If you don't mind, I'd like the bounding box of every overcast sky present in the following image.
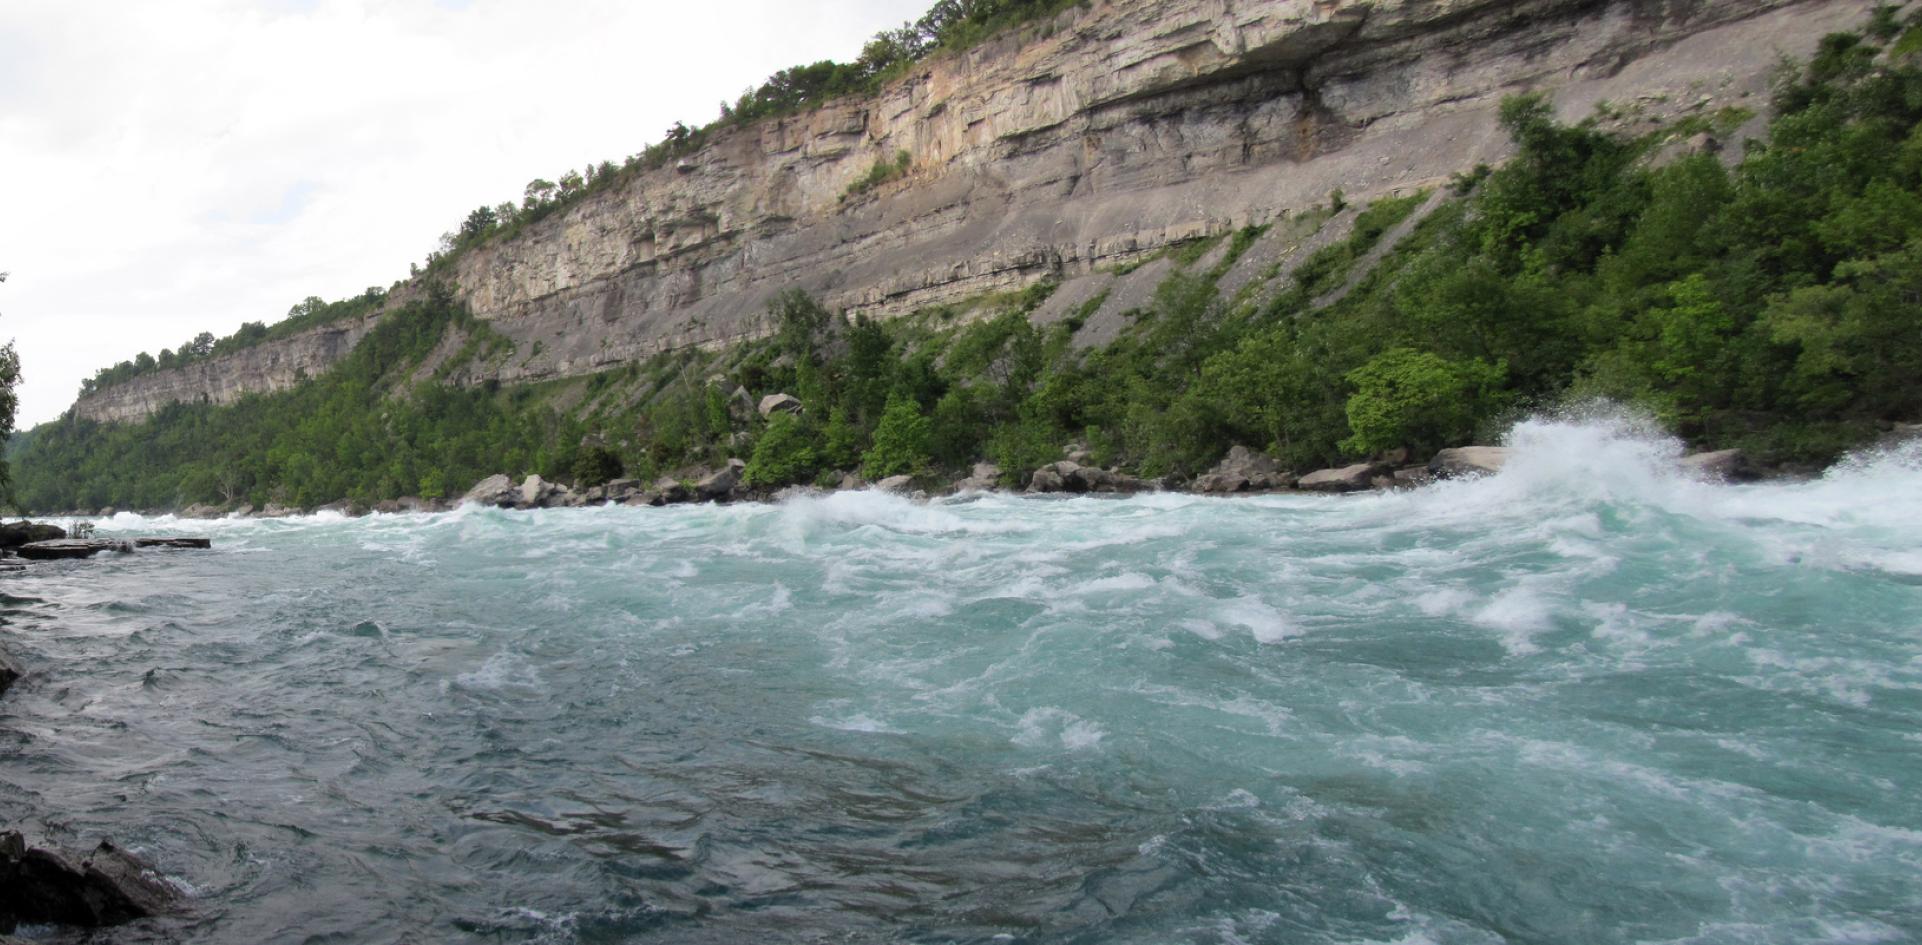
[0,0,927,427]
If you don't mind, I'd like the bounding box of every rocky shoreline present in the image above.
[0,525,205,936]
[33,441,1770,521]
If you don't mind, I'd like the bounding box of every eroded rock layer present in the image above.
[72,0,1870,423]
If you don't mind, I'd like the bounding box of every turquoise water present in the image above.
[1,418,1918,943]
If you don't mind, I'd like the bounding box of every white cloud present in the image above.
[0,0,927,426]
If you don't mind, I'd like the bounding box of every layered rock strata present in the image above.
[72,0,1873,423]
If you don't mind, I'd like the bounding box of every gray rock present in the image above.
[758,393,804,419]
[695,460,746,501]
[1680,448,1756,482]
[874,474,916,494]
[952,462,1002,492]
[1192,445,1289,493]
[728,385,757,422]
[462,474,517,507]
[132,538,212,549]
[0,832,175,929]
[652,476,694,504]
[16,539,133,561]
[1428,446,1511,479]
[1391,465,1434,488]
[518,475,554,507]
[1027,466,1067,494]
[836,472,866,491]
[1297,463,1383,493]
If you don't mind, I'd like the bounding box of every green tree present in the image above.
[1341,348,1505,457]
[861,392,932,478]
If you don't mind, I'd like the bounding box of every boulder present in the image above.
[694,460,746,502]
[177,504,222,520]
[727,385,757,423]
[1391,466,1435,488]
[1027,461,1147,494]
[757,393,804,419]
[1428,446,1511,479]
[1192,446,1290,493]
[1680,448,1756,482]
[952,462,1002,492]
[1297,463,1384,493]
[0,832,175,930]
[602,479,645,504]
[652,476,694,505]
[1027,466,1067,494]
[0,649,20,699]
[836,472,866,491]
[874,474,916,494]
[462,474,517,507]
[518,475,555,507]
[0,522,66,550]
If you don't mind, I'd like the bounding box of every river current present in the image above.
[1,418,1918,944]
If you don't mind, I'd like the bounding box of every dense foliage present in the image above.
[15,15,1922,511]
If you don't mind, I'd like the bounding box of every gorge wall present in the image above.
[71,0,1874,424]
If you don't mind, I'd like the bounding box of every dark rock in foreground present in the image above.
[0,650,20,699]
[0,832,175,932]
[15,539,132,560]
[0,521,66,550]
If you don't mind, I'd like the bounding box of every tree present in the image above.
[862,392,932,478]
[1341,348,1505,457]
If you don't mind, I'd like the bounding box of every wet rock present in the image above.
[1391,466,1435,488]
[602,479,646,504]
[1297,463,1384,493]
[1025,461,1148,495]
[694,460,746,502]
[836,472,866,491]
[1026,465,1067,493]
[0,832,175,931]
[1680,448,1756,482]
[132,538,212,550]
[0,521,67,549]
[0,650,21,699]
[758,393,804,419]
[1429,446,1511,479]
[177,504,223,520]
[229,504,257,518]
[1192,446,1290,493]
[16,540,133,561]
[257,503,298,518]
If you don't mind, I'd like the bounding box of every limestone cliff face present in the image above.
[72,318,377,424]
[72,0,1872,422]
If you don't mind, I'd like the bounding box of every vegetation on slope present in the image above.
[14,14,1922,511]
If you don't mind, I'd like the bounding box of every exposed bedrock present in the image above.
[71,0,1873,423]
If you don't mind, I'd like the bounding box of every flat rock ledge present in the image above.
[0,832,175,932]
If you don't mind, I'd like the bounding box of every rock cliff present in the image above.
[71,0,1873,423]
[74,317,377,424]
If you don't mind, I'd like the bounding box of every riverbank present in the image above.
[28,435,1798,522]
